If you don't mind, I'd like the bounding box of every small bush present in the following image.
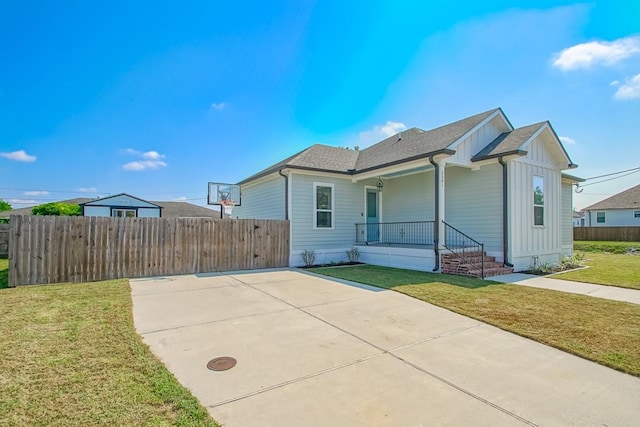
[574,241,638,254]
[346,247,360,263]
[301,249,316,267]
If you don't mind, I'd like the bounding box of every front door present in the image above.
[366,189,379,242]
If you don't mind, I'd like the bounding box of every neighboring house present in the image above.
[234,107,581,274]
[573,210,585,227]
[0,196,220,219]
[81,193,163,217]
[582,183,640,227]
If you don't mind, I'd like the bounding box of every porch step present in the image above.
[441,252,513,278]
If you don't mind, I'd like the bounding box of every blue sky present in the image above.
[1,0,639,210]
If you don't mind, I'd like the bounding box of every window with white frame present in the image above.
[313,183,334,228]
[112,209,136,218]
[634,210,640,218]
[533,176,544,226]
[596,211,605,223]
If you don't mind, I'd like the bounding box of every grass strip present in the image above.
[554,252,640,290]
[574,240,639,254]
[312,265,640,377]
[0,279,219,426]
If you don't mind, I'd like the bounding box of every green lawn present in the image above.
[0,279,219,426]
[312,265,640,377]
[554,252,640,290]
[574,240,639,254]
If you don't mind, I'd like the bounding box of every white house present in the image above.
[582,183,640,226]
[81,193,163,218]
[233,108,580,276]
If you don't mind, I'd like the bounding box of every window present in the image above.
[634,210,640,218]
[112,209,136,218]
[596,212,605,223]
[313,183,334,229]
[533,176,544,226]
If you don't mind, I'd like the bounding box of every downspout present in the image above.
[278,169,289,220]
[498,156,514,267]
[428,156,440,272]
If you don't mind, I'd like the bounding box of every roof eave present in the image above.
[354,148,456,175]
[470,150,527,162]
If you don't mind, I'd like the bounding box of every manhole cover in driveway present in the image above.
[207,357,237,371]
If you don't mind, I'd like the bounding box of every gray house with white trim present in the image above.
[233,108,580,275]
[582,183,640,226]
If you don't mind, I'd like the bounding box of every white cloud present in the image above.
[358,121,408,148]
[614,73,640,99]
[610,80,620,86]
[24,190,49,196]
[0,149,37,162]
[122,149,168,171]
[142,150,165,160]
[559,136,576,145]
[553,36,640,71]
[77,187,98,193]
[172,196,188,201]
[211,102,226,110]
[123,160,167,171]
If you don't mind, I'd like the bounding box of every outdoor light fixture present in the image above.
[376,178,384,191]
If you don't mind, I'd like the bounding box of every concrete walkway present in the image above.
[131,270,640,427]
[493,273,640,304]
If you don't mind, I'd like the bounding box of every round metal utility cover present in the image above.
[207,357,237,371]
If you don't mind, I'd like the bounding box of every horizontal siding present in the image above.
[587,209,640,226]
[382,172,434,222]
[234,174,285,220]
[561,183,573,247]
[444,164,503,255]
[290,173,362,251]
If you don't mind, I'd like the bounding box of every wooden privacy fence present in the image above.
[574,226,640,242]
[0,223,8,258]
[8,215,290,286]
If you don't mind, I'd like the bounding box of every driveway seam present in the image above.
[225,273,539,426]
[138,307,297,336]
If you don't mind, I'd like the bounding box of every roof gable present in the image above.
[80,193,162,209]
[583,183,640,211]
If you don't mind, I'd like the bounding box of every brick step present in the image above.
[467,267,514,278]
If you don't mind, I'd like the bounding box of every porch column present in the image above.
[436,159,446,257]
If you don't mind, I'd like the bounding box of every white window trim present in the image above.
[313,182,335,230]
[533,175,544,227]
[112,208,136,218]
[596,211,606,223]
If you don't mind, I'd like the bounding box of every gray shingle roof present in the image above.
[238,108,501,184]
[355,109,499,171]
[472,122,545,160]
[583,183,640,211]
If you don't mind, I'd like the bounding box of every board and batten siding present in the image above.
[290,173,362,264]
[234,174,286,220]
[447,116,507,166]
[382,171,435,223]
[561,182,573,253]
[508,135,565,271]
[444,164,503,258]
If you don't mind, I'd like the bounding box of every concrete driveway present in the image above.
[131,269,640,426]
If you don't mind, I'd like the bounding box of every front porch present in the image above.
[354,220,512,278]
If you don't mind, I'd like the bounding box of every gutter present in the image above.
[498,156,513,267]
[428,155,440,272]
[278,169,289,220]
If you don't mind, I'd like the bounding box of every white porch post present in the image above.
[437,159,446,257]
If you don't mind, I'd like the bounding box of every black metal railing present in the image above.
[355,221,435,246]
[443,221,485,279]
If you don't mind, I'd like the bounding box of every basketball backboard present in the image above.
[208,182,241,206]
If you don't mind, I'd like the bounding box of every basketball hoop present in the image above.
[220,199,236,217]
